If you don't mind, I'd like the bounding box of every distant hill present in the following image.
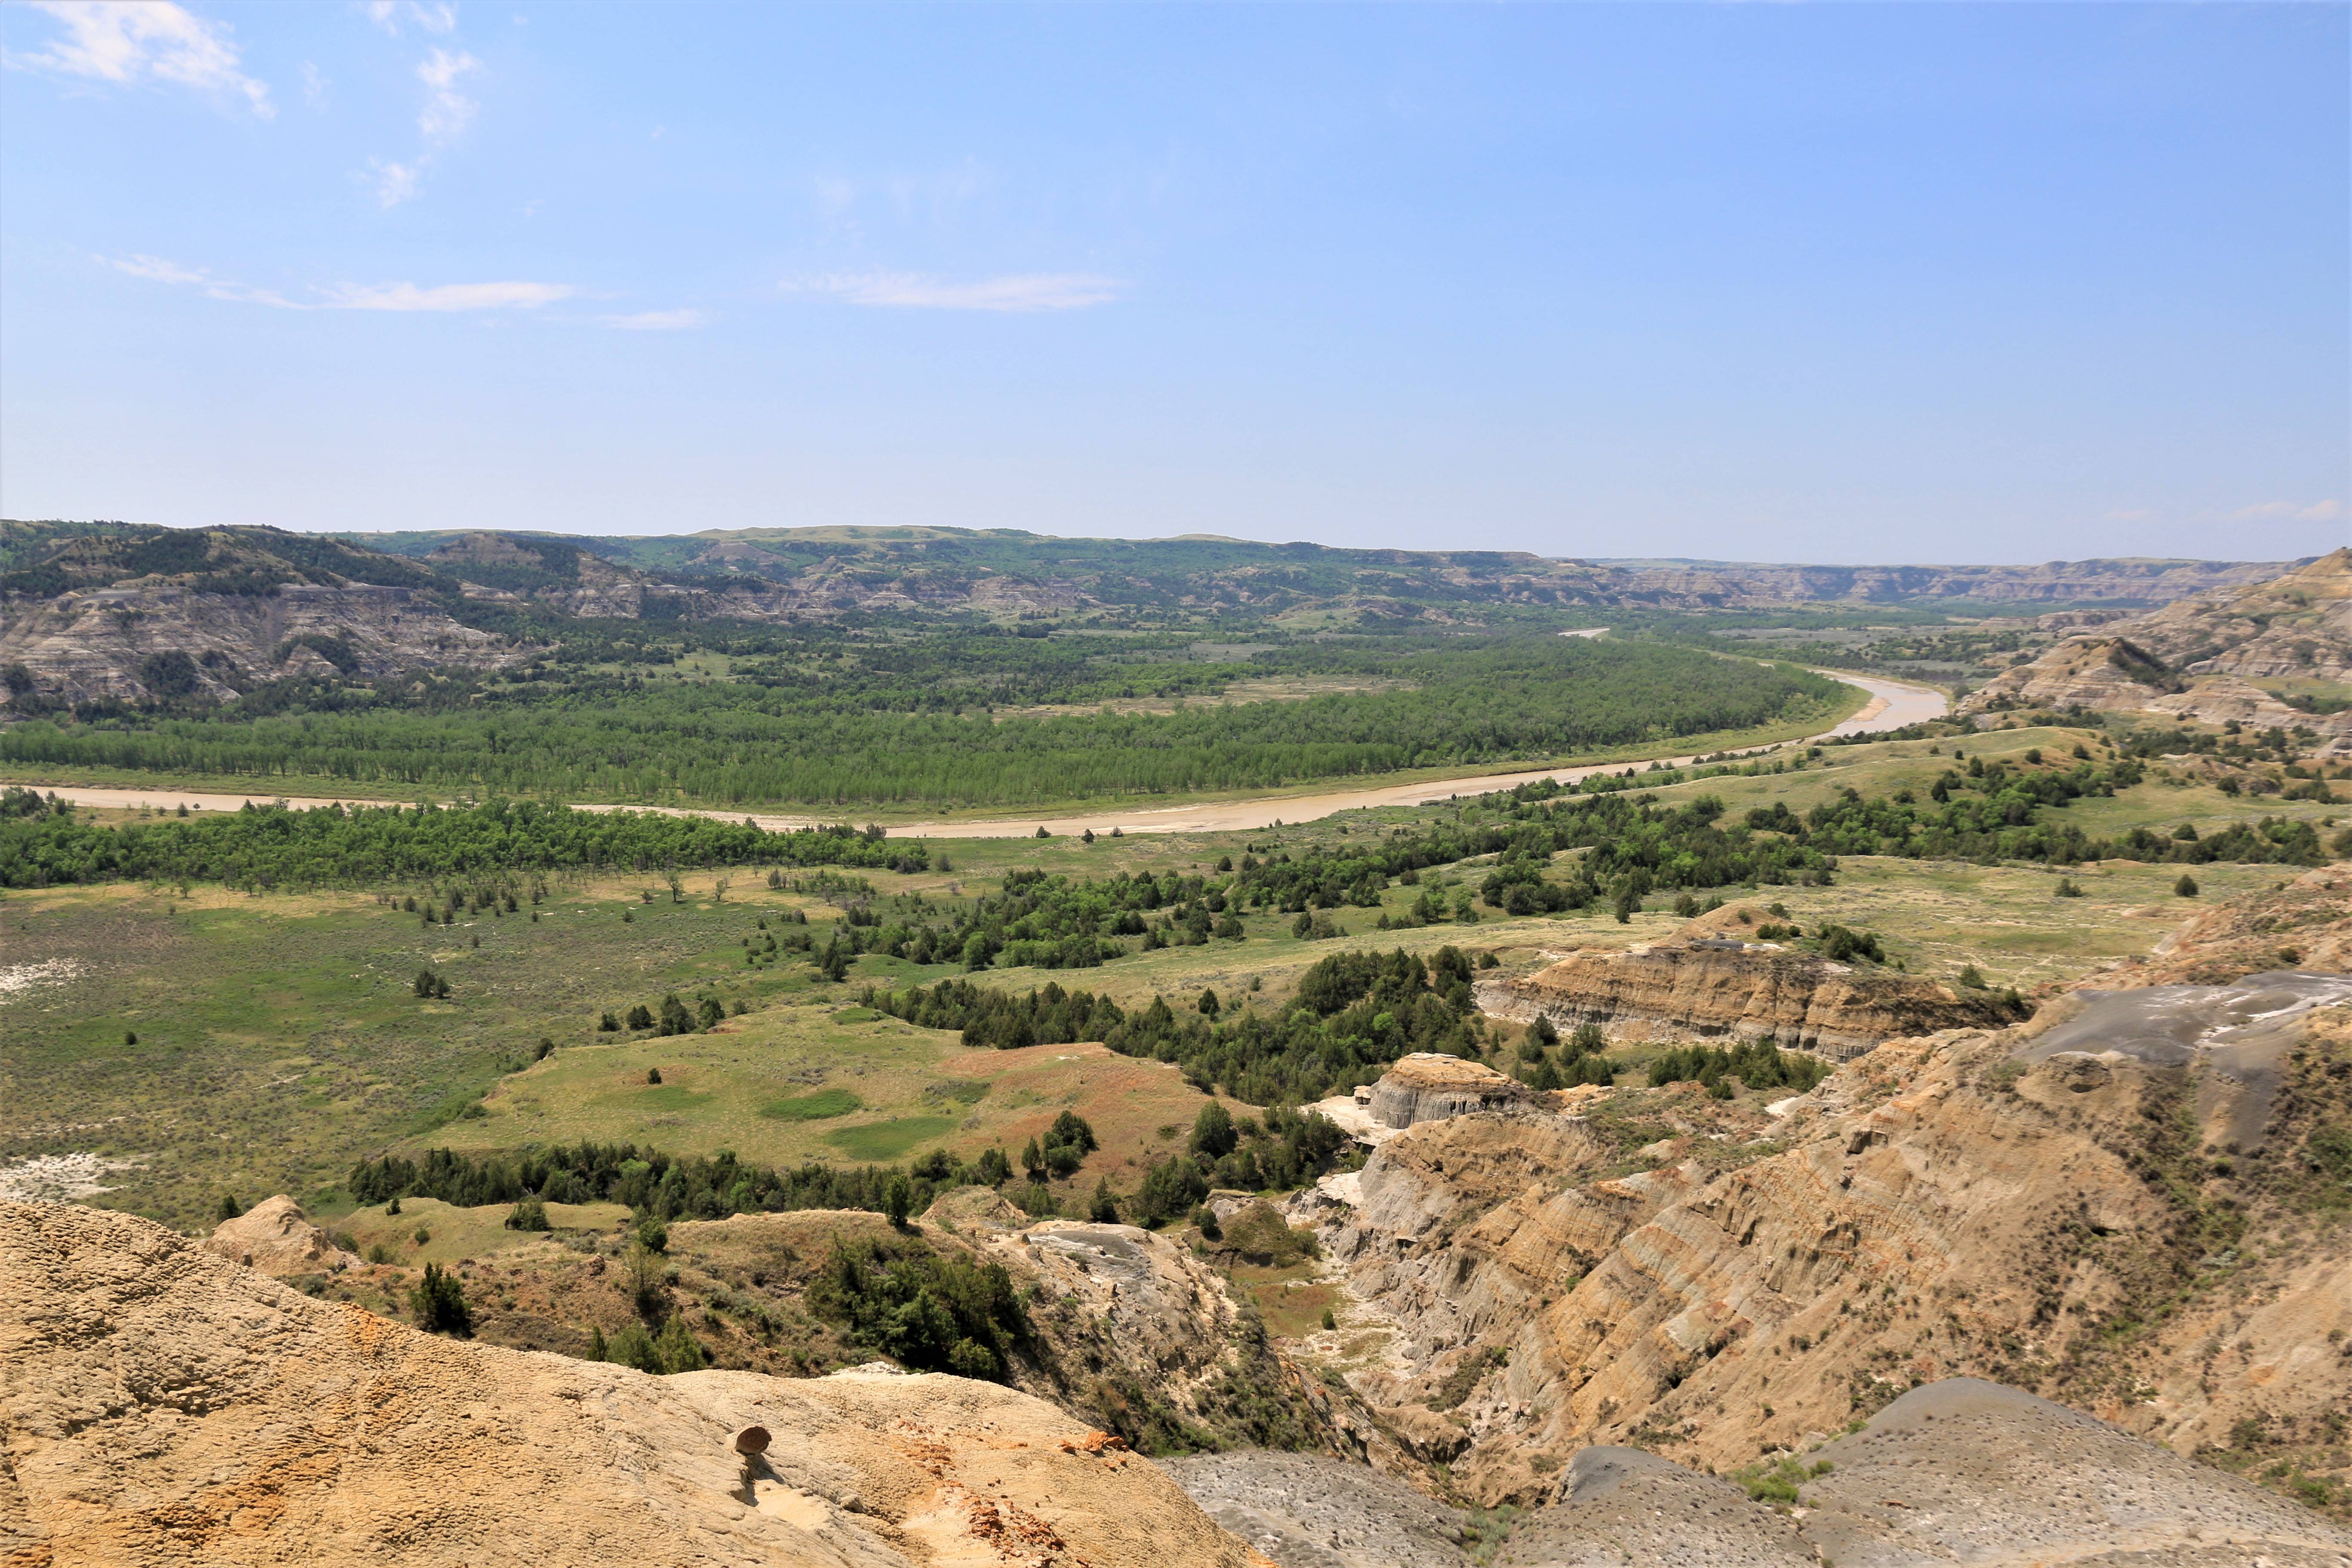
[1959,547,2352,747]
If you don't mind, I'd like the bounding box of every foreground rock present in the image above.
[0,1201,1265,1567]
[1485,905,2015,1060]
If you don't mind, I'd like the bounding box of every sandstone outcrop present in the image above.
[1961,548,2352,745]
[1366,1054,1533,1129]
[1484,907,2013,1060]
[0,1200,1267,1567]
[201,1194,361,1274]
[1306,879,2352,1521]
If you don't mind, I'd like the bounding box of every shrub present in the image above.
[408,1263,472,1335]
[607,1322,664,1372]
[1190,1102,1237,1159]
[2176,874,2200,897]
[654,1315,707,1373]
[807,1232,1027,1381]
[506,1196,550,1232]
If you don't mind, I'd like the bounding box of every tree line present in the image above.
[0,639,1843,808]
[0,790,921,890]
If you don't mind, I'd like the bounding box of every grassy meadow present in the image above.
[4,717,2340,1232]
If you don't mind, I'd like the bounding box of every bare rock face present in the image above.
[1794,1378,2352,1567]
[1157,1451,1471,1568]
[1366,1054,1534,1129]
[1960,548,2352,744]
[1483,1381,2352,1567]
[1498,1446,1816,1567]
[1308,882,2352,1512]
[1487,908,2010,1060]
[0,1201,1265,1568]
[201,1194,361,1274]
[0,583,514,704]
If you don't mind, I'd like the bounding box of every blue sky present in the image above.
[2,2,2344,564]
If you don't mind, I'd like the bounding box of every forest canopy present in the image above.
[0,638,1844,809]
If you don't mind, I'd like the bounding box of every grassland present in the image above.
[4,725,2339,1232]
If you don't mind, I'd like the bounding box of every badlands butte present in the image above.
[3,535,2352,1565]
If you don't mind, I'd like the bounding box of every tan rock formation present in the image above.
[1309,879,2352,1517]
[0,1200,1266,1568]
[1365,1053,1532,1129]
[1487,907,2012,1060]
[201,1194,361,1274]
[1960,549,2352,744]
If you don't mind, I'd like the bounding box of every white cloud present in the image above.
[415,46,478,142]
[602,309,707,331]
[363,1,456,36]
[320,279,574,312]
[98,252,297,306]
[300,59,328,110]
[2230,499,2344,524]
[101,254,572,313]
[368,156,420,207]
[10,1,273,118]
[781,272,1122,313]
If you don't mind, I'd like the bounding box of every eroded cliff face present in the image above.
[1484,908,2012,1060]
[1365,1054,1534,1130]
[0,1200,1268,1568]
[0,582,516,704]
[1310,877,2352,1513]
[1960,548,2352,744]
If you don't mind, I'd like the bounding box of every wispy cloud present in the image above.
[300,59,328,110]
[2231,499,2344,524]
[363,1,456,36]
[367,156,420,208]
[415,46,478,142]
[101,254,572,313]
[782,272,1122,313]
[101,253,297,306]
[8,1,272,118]
[602,309,707,331]
[321,279,572,312]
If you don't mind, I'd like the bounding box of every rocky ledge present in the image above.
[1366,1054,1534,1130]
[1483,906,2012,1060]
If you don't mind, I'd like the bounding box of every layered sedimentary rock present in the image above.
[0,1200,1265,1568]
[1961,548,2352,744]
[1310,875,2352,1515]
[1366,1054,1534,1129]
[0,582,514,704]
[1485,909,2011,1060]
